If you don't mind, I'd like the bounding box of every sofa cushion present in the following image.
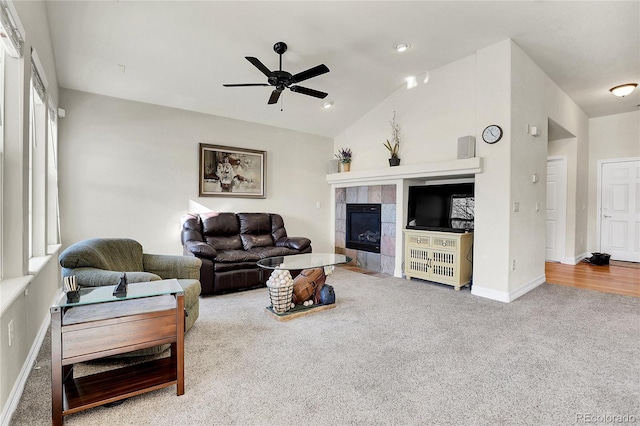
[214,261,260,272]
[271,214,288,241]
[275,237,312,252]
[66,269,161,288]
[247,246,300,259]
[206,235,243,251]
[240,234,274,250]
[202,212,240,236]
[59,238,144,272]
[215,249,261,263]
[181,214,204,244]
[238,213,271,234]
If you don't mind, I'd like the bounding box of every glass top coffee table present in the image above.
[257,253,352,321]
[257,253,351,270]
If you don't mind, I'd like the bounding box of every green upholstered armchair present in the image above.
[59,238,201,332]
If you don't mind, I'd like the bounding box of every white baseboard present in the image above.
[472,274,546,303]
[471,285,510,302]
[0,290,61,426]
[509,274,545,301]
[562,252,589,265]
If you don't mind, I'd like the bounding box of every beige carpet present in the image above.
[10,268,640,425]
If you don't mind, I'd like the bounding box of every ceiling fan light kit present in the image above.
[609,83,637,97]
[223,41,330,105]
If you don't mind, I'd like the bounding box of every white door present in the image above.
[546,158,567,262]
[600,160,640,262]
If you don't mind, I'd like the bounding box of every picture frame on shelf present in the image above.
[199,143,267,198]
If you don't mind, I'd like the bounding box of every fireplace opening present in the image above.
[346,204,381,253]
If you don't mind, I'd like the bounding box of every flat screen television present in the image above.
[407,182,474,233]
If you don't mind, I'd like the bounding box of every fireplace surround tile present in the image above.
[335,184,396,276]
[357,186,369,203]
[382,185,396,203]
[335,202,345,221]
[346,187,358,203]
[356,252,381,272]
[381,255,395,275]
[381,235,396,256]
[344,248,358,265]
[381,204,396,223]
[367,185,382,203]
[382,222,396,237]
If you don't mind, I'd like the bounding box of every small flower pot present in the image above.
[341,162,351,172]
[389,157,401,167]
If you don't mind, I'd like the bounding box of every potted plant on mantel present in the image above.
[335,147,352,172]
[384,111,401,166]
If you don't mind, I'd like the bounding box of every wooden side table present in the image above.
[50,279,185,425]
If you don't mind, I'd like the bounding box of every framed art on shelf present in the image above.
[199,143,267,198]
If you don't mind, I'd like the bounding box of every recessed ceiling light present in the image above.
[323,100,334,109]
[395,43,411,53]
[405,76,417,89]
[610,83,637,97]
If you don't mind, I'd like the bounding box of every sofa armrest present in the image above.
[65,267,161,287]
[184,241,217,259]
[275,237,311,251]
[143,254,202,280]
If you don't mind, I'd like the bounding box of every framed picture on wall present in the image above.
[199,143,267,198]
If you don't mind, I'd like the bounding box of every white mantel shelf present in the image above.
[326,157,482,185]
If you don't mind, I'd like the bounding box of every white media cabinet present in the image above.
[403,229,473,290]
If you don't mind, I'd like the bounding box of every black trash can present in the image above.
[586,252,611,266]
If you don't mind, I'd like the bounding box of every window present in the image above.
[28,59,46,259]
[47,103,60,247]
[0,43,4,278]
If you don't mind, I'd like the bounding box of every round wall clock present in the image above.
[482,125,503,144]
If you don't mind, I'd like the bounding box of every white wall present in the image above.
[507,42,548,291]
[545,73,590,262]
[588,111,640,251]
[333,39,591,301]
[58,89,334,255]
[334,54,476,168]
[1,1,61,420]
[548,136,578,262]
[472,40,513,297]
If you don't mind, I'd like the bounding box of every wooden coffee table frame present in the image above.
[50,287,184,425]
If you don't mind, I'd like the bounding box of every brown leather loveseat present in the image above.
[181,212,312,295]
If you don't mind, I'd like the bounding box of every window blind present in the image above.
[0,1,22,58]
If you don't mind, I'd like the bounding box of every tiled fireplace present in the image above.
[335,185,396,275]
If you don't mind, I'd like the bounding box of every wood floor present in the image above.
[341,262,639,297]
[545,261,640,297]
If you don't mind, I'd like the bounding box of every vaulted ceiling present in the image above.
[45,1,639,137]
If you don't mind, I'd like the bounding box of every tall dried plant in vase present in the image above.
[384,111,401,166]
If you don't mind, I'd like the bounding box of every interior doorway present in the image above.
[598,158,640,262]
[546,157,567,262]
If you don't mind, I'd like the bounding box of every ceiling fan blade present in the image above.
[223,83,270,87]
[291,64,330,83]
[268,90,282,104]
[246,57,273,77]
[289,85,328,99]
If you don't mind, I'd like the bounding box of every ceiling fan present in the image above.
[223,41,330,105]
